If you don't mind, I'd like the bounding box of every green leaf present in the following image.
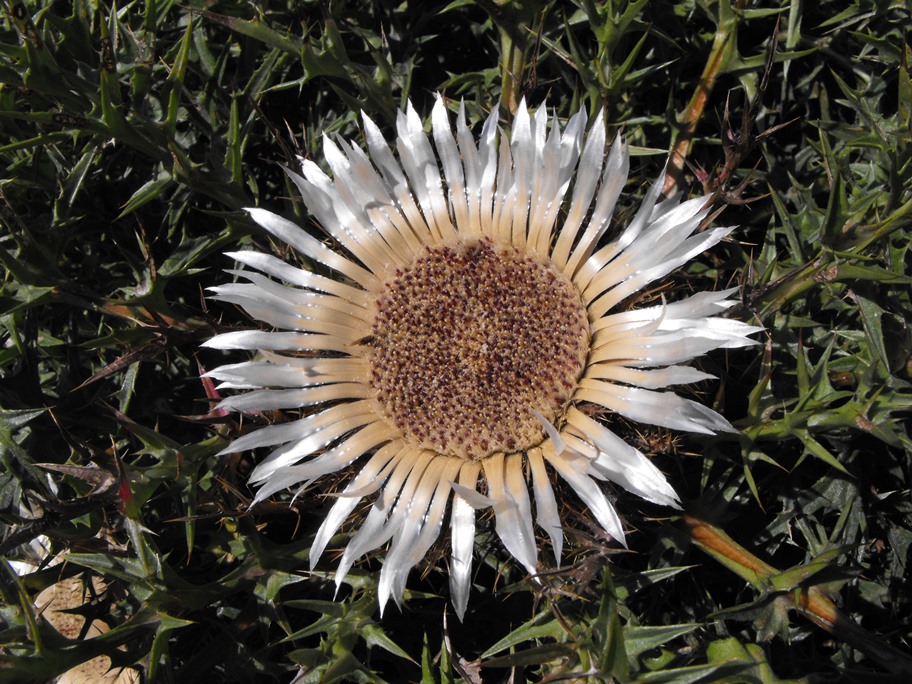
[480,611,565,658]
[118,174,173,218]
[625,624,701,661]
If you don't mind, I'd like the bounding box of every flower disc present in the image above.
[369,238,589,461]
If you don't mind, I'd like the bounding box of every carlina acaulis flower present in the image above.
[203,96,762,618]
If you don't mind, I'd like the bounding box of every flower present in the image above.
[203,96,761,617]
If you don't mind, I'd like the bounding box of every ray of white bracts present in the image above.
[202,95,762,619]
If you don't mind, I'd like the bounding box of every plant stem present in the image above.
[664,1,742,195]
[680,513,912,677]
[499,27,524,117]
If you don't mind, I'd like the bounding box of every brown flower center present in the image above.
[369,239,589,461]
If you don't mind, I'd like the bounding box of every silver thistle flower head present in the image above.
[203,96,761,618]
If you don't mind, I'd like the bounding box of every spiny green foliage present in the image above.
[0,0,910,681]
